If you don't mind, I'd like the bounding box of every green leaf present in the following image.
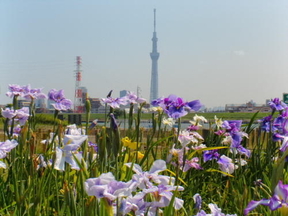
[206,168,234,177]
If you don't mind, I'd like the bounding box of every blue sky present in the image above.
[1,0,288,108]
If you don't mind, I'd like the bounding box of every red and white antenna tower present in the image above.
[74,56,83,113]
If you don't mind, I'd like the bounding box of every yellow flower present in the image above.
[121,137,137,150]
[136,151,144,160]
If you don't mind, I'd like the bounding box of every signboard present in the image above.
[283,93,288,104]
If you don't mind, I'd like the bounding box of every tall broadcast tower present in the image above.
[149,9,160,102]
[74,56,83,113]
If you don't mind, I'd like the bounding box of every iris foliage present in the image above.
[1,85,288,216]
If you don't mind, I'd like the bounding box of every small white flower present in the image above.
[215,115,223,128]
[192,144,207,150]
[162,117,175,127]
[222,135,233,145]
[193,114,207,123]
[65,124,85,135]
[150,106,163,112]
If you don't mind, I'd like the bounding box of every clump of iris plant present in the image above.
[167,132,203,172]
[166,115,207,172]
[220,120,251,158]
[258,98,288,152]
[244,180,288,215]
[85,160,184,216]
[201,118,250,175]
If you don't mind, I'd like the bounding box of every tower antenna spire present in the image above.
[149,9,160,102]
[154,9,156,32]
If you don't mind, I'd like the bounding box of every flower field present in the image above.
[1,84,288,216]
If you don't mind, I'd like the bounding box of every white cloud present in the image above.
[233,50,246,56]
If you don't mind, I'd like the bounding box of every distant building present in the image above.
[89,98,105,113]
[225,100,270,112]
[80,87,88,104]
[17,99,30,108]
[35,98,46,109]
[120,90,128,98]
[47,99,55,110]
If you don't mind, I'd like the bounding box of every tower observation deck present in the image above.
[149,9,160,102]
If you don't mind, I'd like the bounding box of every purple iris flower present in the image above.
[120,195,148,215]
[152,95,202,119]
[13,125,22,137]
[110,113,119,130]
[273,110,288,134]
[0,139,18,169]
[221,120,251,157]
[48,89,72,111]
[273,133,284,142]
[193,193,202,210]
[182,157,202,172]
[1,107,30,126]
[126,159,177,190]
[151,97,164,106]
[88,141,98,152]
[186,100,202,111]
[187,124,200,131]
[1,108,17,119]
[258,115,273,132]
[203,150,220,162]
[120,183,184,215]
[217,155,236,175]
[142,184,184,210]
[244,180,288,215]
[0,139,18,159]
[222,120,242,132]
[15,107,30,125]
[54,135,88,171]
[6,84,27,98]
[23,85,47,100]
[124,91,146,104]
[85,172,134,203]
[268,98,287,111]
[89,119,98,129]
[230,142,251,158]
[165,95,188,119]
[101,96,127,109]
